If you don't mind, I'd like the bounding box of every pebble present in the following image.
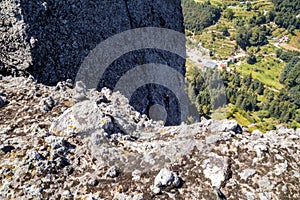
[132,169,142,181]
[154,168,181,188]
[106,166,119,178]
[239,169,257,180]
[0,96,7,108]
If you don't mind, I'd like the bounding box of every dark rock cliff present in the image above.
[0,0,186,125]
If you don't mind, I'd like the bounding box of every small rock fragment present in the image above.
[258,176,273,192]
[202,154,231,189]
[273,161,288,176]
[150,185,161,194]
[251,130,263,139]
[239,169,256,180]
[106,166,119,178]
[89,179,99,186]
[73,81,89,103]
[154,168,181,188]
[210,119,242,134]
[40,96,55,112]
[62,190,72,197]
[132,169,142,181]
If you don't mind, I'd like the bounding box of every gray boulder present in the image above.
[151,168,182,194]
[210,119,242,134]
[201,153,232,189]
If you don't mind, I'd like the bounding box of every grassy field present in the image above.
[283,30,300,52]
[235,56,284,89]
[252,0,274,11]
[289,30,300,49]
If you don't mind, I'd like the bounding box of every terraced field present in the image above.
[186,0,300,129]
[235,56,284,89]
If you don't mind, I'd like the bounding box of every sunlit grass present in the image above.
[236,56,284,89]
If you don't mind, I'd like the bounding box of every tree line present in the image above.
[271,0,300,31]
[182,0,221,32]
[187,62,300,126]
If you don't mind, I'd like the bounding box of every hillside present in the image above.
[183,0,300,131]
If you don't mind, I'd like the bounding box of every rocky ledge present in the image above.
[0,75,299,199]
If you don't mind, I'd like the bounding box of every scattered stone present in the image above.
[62,190,72,197]
[73,81,89,103]
[151,186,161,195]
[239,169,257,180]
[65,79,73,88]
[245,192,256,200]
[154,168,182,188]
[278,127,294,136]
[258,192,272,200]
[251,130,263,139]
[258,176,273,192]
[0,76,299,199]
[132,169,142,182]
[254,143,268,158]
[40,96,55,113]
[113,192,143,200]
[106,166,119,178]
[206,134,221,144]
[222,131,234,141]
[89,179,99,187]
[273,161,288,176]
[293,170,300,178]
[296,128,300,137]
[202,153,231,189]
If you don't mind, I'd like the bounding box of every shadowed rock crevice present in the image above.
[129,83,181,126]
[124,0,134,28]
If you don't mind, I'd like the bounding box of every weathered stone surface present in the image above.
[201,153,231,189]
[1,1,184,81]
[0,76,299,199]
[151,168,182,194]
[239,169,256,180]
[154,168,181,188]
[50,100,106,136]
[0,1,32,71]
[210,119,242,134]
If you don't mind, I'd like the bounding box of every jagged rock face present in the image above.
[0,0,185,125]
[0,1,32,72]
[1,76,299,199]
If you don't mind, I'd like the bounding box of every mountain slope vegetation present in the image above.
[183,0,300,131]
